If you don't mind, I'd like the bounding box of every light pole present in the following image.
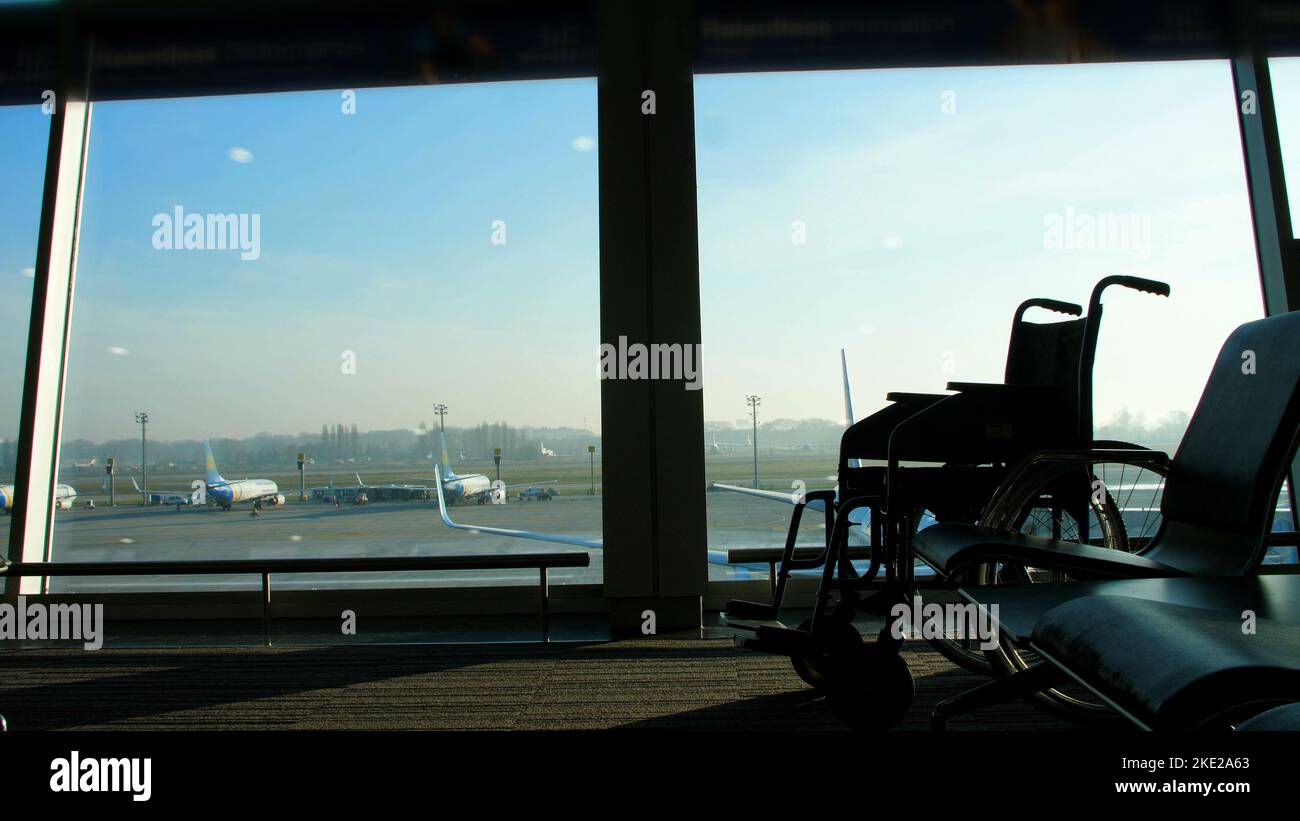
[134,412,149,505]
[106,458,115,507]
[433,403,447,434]
[746,395,761,489]
[297,452,307,501]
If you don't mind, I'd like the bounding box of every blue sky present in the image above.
[696,60,1264,432]
[7,80,601,442]
[0,59,1287,444]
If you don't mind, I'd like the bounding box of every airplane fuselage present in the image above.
[443,473,492,503]
[208,479,281,508]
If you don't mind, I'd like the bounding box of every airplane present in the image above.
[138,440,287,515]
[72,458,98,468]
[0,482,78,513]
[201,440,288,513]
[705,431,751,454]
[410,433,551,505]
[539,442,556,457]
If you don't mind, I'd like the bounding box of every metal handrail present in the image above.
[0,552,590,645]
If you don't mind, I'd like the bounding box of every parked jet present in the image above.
[705,432,751,454]
[138,440,286,514]
[420,433,549,505]
[0,483,78,513]
[200,440,288,512]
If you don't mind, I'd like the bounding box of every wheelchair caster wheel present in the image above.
[824,643,914,730]
[791,616,862,690]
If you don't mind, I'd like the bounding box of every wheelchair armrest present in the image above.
[987,448,1171,511]
[884,391,948,404]
[1019,448,1170,468]
[945,381,1062,397]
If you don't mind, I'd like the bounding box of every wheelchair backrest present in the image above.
[1004,313,1088,436]
[1154,311,1300,574]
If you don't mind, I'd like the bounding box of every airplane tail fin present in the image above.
[203,439,224,486]
[842,349,860,469]
[130,476,142,493]
[439,432,458,480]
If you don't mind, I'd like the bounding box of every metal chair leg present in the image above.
[932,662,1067,730]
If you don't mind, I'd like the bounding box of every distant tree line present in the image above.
[56,422,602,470]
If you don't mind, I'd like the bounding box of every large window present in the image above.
[695,61,1271,568]
[50,80,602,592]
[0,103,50,525]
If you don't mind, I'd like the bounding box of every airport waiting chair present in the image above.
[935,593,1300,730]
[725,276,1170,699]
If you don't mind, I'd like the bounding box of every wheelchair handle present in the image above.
[1090,275,1171,311]
[1013,298,1083,325]
[1026,298,1083,316]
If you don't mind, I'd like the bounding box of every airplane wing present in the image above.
[434,466,602,548]
[501,479,558,490]
[431,467,833,577]
[130,477,196,496]
[708,481,830,511]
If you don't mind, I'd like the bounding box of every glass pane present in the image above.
[695,61,1264,574]
[52,80,601,592]
[0,104,50,522]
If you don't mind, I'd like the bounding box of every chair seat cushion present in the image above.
[1032,596,1300,729]
[1234,701,1300,730]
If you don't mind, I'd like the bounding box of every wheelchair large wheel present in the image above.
[974,456,1169,723]
[823,642,914,730]
[790,616,862,689]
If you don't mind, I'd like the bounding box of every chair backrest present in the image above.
[1150,311,1300,575]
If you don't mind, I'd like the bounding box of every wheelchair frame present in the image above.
[723,275,1171,725]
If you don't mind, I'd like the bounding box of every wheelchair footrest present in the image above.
[724,599,778,621]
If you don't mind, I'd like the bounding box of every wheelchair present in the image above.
[722,275,1172,728]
